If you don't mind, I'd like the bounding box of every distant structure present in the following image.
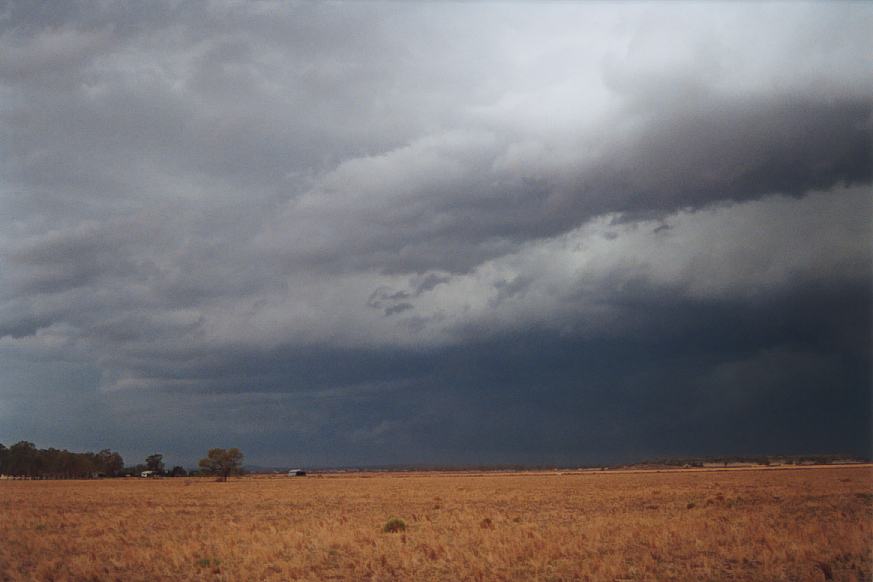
[288,469,306,477]
[140,470,159,478]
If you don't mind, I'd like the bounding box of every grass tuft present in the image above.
[383,517,406,533]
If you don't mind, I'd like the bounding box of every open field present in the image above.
[1,465,870,581]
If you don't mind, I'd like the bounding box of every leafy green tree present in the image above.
[198,448,244,482]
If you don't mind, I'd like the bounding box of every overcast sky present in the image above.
[1,1,870,468]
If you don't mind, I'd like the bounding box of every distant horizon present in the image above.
[3,438,870,475]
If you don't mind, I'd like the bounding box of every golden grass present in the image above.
[1,465,870,581]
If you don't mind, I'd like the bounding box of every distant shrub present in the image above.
[383,517,406,533]
[686,502,696,509]
[480,517,494,530]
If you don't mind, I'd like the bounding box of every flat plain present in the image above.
[1,465,870,581]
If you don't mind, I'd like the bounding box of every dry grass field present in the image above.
[1,465,870,581]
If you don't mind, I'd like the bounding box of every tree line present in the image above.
[0,441,124,479]
[0,442,245,480]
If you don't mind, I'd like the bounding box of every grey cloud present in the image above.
[0,2,869,465]
[586,96,871,213]
[1,263,868,466]
[0,313,52,339]
[384,303,413,317]
[367,287,412,316]
[412,273,451,295]
[490,276,532,308]
[257,96,870,274]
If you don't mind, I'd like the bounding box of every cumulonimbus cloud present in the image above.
[0,1,870,463]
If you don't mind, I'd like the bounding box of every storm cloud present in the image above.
[0,1,870,466]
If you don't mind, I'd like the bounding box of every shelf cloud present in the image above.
[0,1,870,466]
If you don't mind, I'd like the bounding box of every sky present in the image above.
[0,1,870,468]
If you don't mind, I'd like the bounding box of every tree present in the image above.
[0,442,125,479]
[145,453,165,475]
[97,449,125,477]
[8,441,39,478]
[198,448,244,482]
[169,465,188,477]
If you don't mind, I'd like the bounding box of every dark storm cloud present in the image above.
[577,96,871,214]
[0,1,870,465]
[258,95,870,274]
[38,275,864,467]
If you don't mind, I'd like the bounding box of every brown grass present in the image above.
[1,465,870,581]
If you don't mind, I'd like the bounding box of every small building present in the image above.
[140,470,159,478]
[288,469,306,477]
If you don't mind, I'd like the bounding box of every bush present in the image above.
[383,517,406,533]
